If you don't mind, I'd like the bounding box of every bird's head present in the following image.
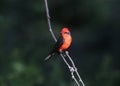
[61,27,70,35]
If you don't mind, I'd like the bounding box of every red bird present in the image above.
[45,27,72,61]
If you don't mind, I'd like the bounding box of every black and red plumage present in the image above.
[45,27,72,61]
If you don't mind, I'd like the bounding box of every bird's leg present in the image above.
[59,50,66,57]
[59,50,62,54]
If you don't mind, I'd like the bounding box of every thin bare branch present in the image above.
[60,54,80,86]
[44,0,57,42]
[66,51,85,86]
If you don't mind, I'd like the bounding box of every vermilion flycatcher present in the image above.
[45,27,72,61]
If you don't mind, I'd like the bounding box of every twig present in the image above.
[44,0,85,86]
[44,0,57,42]
[60,54,80,86]
[66,51,85,86]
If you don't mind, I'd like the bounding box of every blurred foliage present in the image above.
[0,0,120,86]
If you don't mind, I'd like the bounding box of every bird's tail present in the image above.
[45,52,55,61]
[44,54,52,61]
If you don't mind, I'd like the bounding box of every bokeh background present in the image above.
[0,0,120,86]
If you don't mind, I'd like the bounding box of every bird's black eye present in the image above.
[64,32,70,34]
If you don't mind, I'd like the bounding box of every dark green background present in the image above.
[0,0,120,86]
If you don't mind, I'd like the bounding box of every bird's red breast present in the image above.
[59,28,72,51]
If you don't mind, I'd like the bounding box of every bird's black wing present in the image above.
[44,36,64,61]
[51,36,64,54]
